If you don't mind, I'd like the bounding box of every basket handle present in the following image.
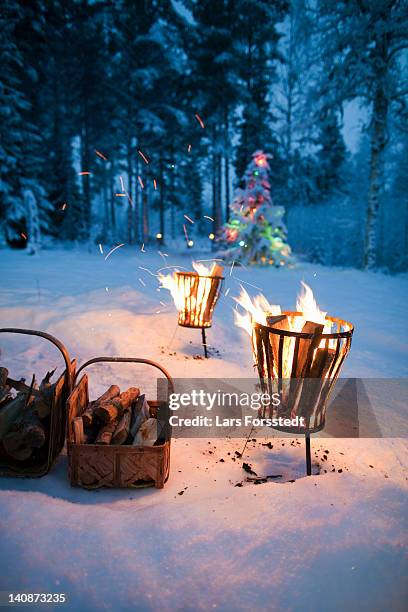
[74,357,174,394]
[0,327,72,393]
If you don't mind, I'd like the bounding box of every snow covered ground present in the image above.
[0,246,407,611]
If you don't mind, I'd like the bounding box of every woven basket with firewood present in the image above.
[67,357,173,489]
[0,328,74,477]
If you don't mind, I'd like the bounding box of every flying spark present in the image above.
[204,215,214,222]
[188,144,192,153]
[61,203,67,211]
[233,277,262,292]
[95,150,108,161]
[99,243,104,254]
[225,288,230,297]
[105,287,109,293]
[79,171,91,176]
[183,224,189,244]
[139,266,158,277]
[138,278,146,287]
[138,150,150,164]
[104,243,125,261]
[153,179,157,190]
[184,214,194,224]
[159,301,166,307]
[138,176,145,189]
[230,261,235,276]
[194,113,205,129]
[21,233,27,240]
[120,176,125,191]
[141,243,145,252]
[115,193,126,197]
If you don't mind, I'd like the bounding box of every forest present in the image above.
[1,0,407,271]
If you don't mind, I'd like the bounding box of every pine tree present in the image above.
[219,151,292,266]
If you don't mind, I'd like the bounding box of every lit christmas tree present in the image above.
[219,151,292,266]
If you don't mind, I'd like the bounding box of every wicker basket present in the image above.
[67,357,173,489]
[0,328,74,477]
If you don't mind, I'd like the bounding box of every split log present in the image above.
[133,418,158,446]
[265,315,289,378]
[95,418,119,445]
[0,367,9,388]
[95,387,140,424]
[6,377,41,398]
[111,410,131,445]
[129,395,150,440]
[0,394,27,439]
[294,321,324,378]
[82,385,120,427]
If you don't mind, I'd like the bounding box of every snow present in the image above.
[0,246,407,611]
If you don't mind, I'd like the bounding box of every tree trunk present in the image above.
[224,111,230,222]
[134,157,140,244]
[159,161,165,240]
[364,33,389,270]
[127,138,133,244]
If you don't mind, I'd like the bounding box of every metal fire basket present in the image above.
[252,312,354,475]
[175,271,224,358]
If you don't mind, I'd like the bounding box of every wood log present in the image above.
[82,384,120,427]
[111,410,131,445]
[294,321,324,378]
[265,315,289,377]
[0,394,27,439]
[0,367,9,388]
[95,387,140,424]
[129,394,150,440]
[210,263,224,277]
[6,377,41,398]
[0,385,12,407]
[133,418,158,446]
[3,403,46,460]
[95,418,119,445]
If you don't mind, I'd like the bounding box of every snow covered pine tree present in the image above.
[219,151,292,266]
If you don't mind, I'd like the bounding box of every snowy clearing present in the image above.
[0,246,407,611]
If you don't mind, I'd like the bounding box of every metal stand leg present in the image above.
[201,328,208,358]
[305,432,312,476]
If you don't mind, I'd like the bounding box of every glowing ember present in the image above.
[78,171,91,176]
[95,150,108,161]
[137,176,145,189]
[137,150,149,164]
[153,179,157,190]
[184,214,194,224]
[104,243,125,261]
[194,113,205,129]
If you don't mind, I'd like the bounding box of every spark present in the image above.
[230,261,235,276]
[99,243,104,254]
[104,243,125,261]
[159,301,166,307]
[153,179,157,190]
[139,266,158,277]
[120,176,125,192]
[240,205,244,213]
[225,287,230,297]
[204,215,214,222]
[105,287,109,293]
[138,278,146,287]
[156,310,161,314]
[156,265,189,273]
[233,277,262,292]
[138,150,150,164]
[61,203,67,211]
[138,176,145,189]
[188,144,192,153]
[141,243,145,252]
[195,258,223,263]
[95,150,108,161]
[158,250,168,266]
[184,214,194,224]
[115,193,126,197]
[79,171,91,176]
[21,233,27,240]
[183,224,189,244]
[194,113,205,129]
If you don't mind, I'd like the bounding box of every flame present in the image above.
[158,261,219,327]
[233,286,281,336]
[294,281,328,332]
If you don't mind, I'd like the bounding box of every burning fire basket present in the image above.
[252,312,353,475]
[174,269,224,358]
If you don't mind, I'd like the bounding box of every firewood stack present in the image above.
[72,385,163,447]
[0,366,56,461]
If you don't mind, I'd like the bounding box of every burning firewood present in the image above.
[82,384,120,427]
[94,387,140,424]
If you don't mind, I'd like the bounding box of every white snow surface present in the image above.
[0,246,407,611]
